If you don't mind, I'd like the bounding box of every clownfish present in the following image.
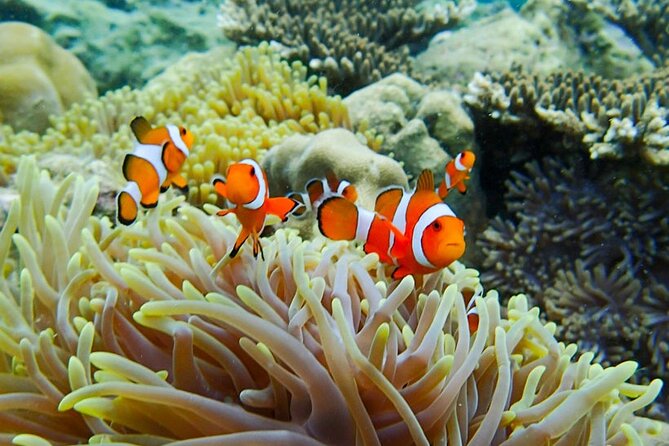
[116,116,194,225]
[438,150,476,199]
[213,159,300,259]
[317,169,466,279]
[287,171,358,217]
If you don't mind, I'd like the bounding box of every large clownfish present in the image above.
[116,116,194,225]
[438,150,476,199]
[318,169,466,279]
[213,159,300,259]
[287,171,358,218]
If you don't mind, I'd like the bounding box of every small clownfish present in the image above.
[287,171,358,218]
[317,169,466,279]
[212,159,300,259]
[116,116,194,225]
[438,150,476,199]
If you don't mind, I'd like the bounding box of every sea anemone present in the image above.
[0,156,663,445]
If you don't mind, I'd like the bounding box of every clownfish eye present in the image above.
[249,168,256,177]
[432,221,442,231]
[180,127,187,135]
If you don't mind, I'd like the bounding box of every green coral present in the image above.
[0,155,663,445]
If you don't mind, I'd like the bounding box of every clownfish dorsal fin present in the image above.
[130,116,153,142]
[416,169,435,192]
[325,170,339,191]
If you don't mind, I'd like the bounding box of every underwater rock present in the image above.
[262,128,407,213]
[0,21,96,133]
[521,0,655,78]
[0,0,224,93]
[415,8,577,85]
[344,73,474,178]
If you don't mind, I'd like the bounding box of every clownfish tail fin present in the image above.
[317,196,358,241]
[286,192,308,217]
[116,182,141,226]
[130,116,152,142]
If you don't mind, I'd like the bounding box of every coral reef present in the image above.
[477,156,669,415]
[464,67,669,165]
[0,156,665,445]
[0,22,97,133]
[217,0,476,95]
[0,44,353,209]
[566,0,669,65]
[0,0,225,92]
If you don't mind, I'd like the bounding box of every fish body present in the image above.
[213,159,299,259]
[438,150,476,199]
[288,171,357,217]
[318,170,466,279]
[116,116,194,225]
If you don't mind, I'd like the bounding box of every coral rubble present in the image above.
[0,154,664,445]
[217,0,476,95]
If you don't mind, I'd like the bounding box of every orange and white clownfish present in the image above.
[318,169,466,279]
[213,159,300,259]
[116,116,194,225]
[287,171,358,218]
[438,150,476,199]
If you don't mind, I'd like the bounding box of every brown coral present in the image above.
[217,0,475,95]
[464,68,669,165]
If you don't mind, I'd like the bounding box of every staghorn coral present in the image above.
[0,43,354,207]
[217,0,476,95]
[0,157,665,443]
[464,68,669,165]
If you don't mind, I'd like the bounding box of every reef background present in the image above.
[1,0,669,444]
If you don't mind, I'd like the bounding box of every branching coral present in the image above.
[217,0,475,95]
[0,157,664,444]
[464,68,669,165]
[0,43,355,206]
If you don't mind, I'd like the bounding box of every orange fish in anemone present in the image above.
[213,159,300,259]
[287,171,358,217]
[318,169,466,279]
[116,116,194,225]
[438,150,476,199]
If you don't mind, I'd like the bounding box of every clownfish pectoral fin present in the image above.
[216,208,234,218]
[391,266,412,280]
[457,181,467,194]
[130,116,153,142]
[229,227,250,258]
[416,169,435,192]
[170,173,188,192]
[266,196,301,222]
[212,175,228,198]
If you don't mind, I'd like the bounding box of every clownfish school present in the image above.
[116,117,475,285]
